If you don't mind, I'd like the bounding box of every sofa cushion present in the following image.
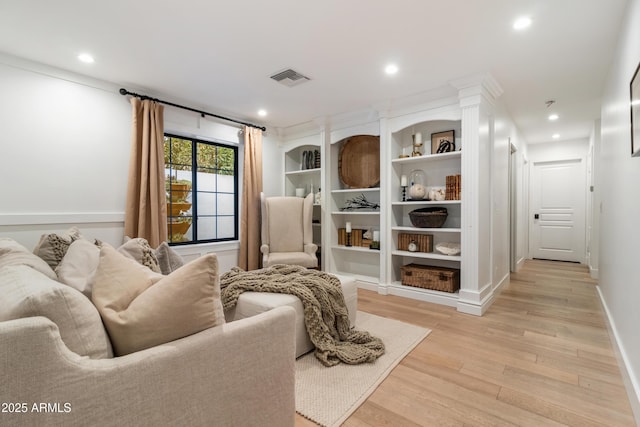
[266,252,317,268]
[0,238,57,280]
[117,237,161,273]
[92,244,224,356]
[0,264,113,358]
[32,226,82,269]
[154,241,184,275]
[55,239,100,298]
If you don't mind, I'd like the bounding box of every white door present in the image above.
[530,159,586,263]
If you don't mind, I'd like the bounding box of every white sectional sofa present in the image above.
[0,237,296,427]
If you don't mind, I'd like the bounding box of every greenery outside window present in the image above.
[164,134,238,244]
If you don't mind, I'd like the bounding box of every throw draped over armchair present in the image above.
[260,193,318,268]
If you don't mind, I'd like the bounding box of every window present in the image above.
[164,134,238,244]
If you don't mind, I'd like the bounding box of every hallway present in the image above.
[330,260,637,426]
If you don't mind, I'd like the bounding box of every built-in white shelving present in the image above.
[280,75,501,315]
[285,168,320,177]
[332,245,379,253]
[283,141,323,267]
[330,211,380,215]
[386,115,464,306]
[391,250,461,262]
[392,226,460,233]
[390,150,461,165]
[331,188,380,193]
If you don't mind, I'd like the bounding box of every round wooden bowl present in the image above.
[338,135,380,188]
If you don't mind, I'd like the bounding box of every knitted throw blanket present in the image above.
[220,265,385,367]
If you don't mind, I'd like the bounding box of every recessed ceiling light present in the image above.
[548,114,559,121]
[385,64,399,75]
[257,109,267,117]
[77,53,94,64]
[513,16,532,30]
[552,133,560,139]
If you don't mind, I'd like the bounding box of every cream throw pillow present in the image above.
[55,239,100,298]
[117,238,161,273]
[92,244,224,356]
[154,241,184,274]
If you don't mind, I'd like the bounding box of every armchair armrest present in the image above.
[304,243,318,255]
[0,307,296,427]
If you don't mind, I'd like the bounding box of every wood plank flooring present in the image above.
[295,259,636,426]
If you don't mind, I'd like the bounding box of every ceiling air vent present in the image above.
[270,68,310,87]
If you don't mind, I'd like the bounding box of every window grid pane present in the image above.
[164,134,237,245]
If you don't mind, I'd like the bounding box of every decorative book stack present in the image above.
[445,174,461,200]
[338,228,368,247]
[398,233,433,252]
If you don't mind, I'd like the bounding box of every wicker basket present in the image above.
[408,207,448,228]
[400,264,460,293]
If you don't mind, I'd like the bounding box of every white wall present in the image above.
[588,121,601,278]
[527,138,589,163]
[0,53,280,273]
[599,0,640,414]
[493,101,528,285]
[262,130,283,197]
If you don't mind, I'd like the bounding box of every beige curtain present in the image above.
[124,98,167,248]
[239,126,263,270]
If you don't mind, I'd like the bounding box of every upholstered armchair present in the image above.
[260,193,318,268]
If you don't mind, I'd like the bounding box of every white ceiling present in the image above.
[0,0,629,143]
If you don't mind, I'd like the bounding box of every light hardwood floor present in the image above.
[295,259,636,426]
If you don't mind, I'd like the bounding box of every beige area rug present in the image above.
[295,311,431,427]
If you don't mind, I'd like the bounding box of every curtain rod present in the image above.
[119,88,266,132]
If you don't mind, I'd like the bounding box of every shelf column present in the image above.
[453,75,503,315]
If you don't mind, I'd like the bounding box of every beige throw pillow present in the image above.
[117,238,161,273]
[55,239,100,298]
[92,244,224,356]
[154,241,184,274]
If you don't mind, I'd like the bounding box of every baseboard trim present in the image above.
[494,272,510,294]
[589,266,599,279]
[596,286,640,424]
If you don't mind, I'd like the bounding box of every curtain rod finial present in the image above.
[119,88,128,96]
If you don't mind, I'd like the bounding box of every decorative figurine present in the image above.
[408,169,427,200]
